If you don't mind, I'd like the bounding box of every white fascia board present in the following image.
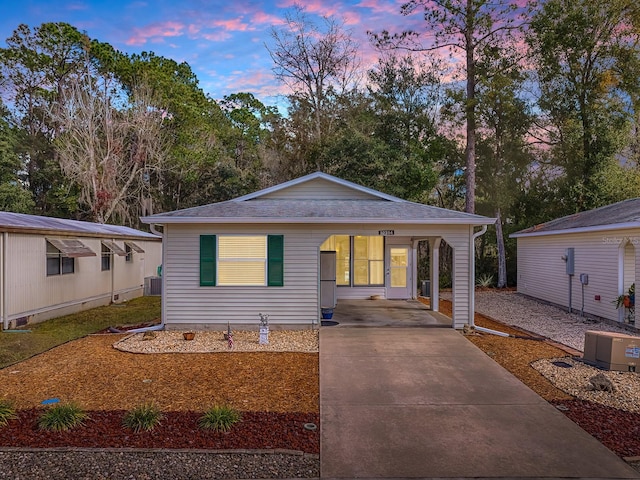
[510,221,640,238]
[141,216,497,226]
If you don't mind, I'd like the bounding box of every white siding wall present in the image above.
[259,178,379,200]
[5,233,161,323]
[163,223,473,328]
[516,228,640,322]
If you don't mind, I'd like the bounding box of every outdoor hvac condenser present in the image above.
[583,330,640,372]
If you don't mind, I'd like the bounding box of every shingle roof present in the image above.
[512,198,640,237]
[142,199,493,224]
[0,212,160,239]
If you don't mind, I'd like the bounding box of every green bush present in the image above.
[0,400,17,427]
[476,273,494,288]
[199,405,242,432]
[38,403,88,432]
[123,403,163,433]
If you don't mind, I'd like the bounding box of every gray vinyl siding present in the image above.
[516,229,640,322]
[163,223,474,328]
[258,177,379,200]
[164,224,320,327]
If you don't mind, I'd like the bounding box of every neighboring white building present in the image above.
[0,212,162,329]
[511,198,640,325]
[142,172,494,330]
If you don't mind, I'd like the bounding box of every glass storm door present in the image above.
[386,245,411,299]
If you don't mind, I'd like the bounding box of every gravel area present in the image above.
[115,329,319,354]
[447,290,640,351]
[532,357,640,412]
[0,449,319,480]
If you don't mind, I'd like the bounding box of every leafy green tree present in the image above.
[0,105,34,213]
[528,0,640,212]
[372,0,526,213]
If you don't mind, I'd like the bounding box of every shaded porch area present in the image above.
[326,299,452,327]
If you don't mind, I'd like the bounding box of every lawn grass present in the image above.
[0,296,160,369]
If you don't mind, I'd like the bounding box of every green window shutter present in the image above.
[267,235,284,287]
[200,235,216,286]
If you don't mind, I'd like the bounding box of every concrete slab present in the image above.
[329,299,451,328]
[320,326,640,479]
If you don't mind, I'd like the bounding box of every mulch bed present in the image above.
[0,334,319,453]
[429,297,640,458]
[0,410,319,453]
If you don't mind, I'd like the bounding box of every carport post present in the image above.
[430,237,441,312]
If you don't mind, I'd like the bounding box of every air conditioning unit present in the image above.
[583,330,639,371]
[144,276,162,296]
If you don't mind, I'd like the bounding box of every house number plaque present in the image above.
[378,230,395,236]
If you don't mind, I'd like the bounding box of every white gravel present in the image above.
[446,290,640,352]
[115,329,319,354]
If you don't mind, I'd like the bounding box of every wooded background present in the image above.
[1,0,639,287]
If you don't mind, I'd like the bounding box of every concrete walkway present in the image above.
[320,326,640,479]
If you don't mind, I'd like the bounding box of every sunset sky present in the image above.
[1,1,427,104]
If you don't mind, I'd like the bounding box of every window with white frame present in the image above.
[320,235,384,287]
[101,243,111,271]
[46,241,75,276]
[218,236,267,285]
[125,244,133,262]
[200,234,284,287]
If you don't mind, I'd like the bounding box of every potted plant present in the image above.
[614,283,635,309]
[183,331,195,341]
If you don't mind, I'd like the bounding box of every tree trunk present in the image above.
[495,207,507,288]
[464,1,476,214]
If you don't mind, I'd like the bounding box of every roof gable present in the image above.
[235,172,402,202]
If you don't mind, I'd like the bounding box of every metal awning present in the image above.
[46,238,96,258]
[101,240,127,256]
[124,241,145,253]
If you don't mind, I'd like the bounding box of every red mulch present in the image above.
[0,410,319,453]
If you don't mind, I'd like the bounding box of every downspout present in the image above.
[469,225,488,327]
[2,232,7,330]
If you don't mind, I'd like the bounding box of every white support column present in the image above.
[411,241,418,299]
[430,237,441,312]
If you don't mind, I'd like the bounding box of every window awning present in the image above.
[124,241,145,253]
[46,238,96,258]
[101,240,127,256]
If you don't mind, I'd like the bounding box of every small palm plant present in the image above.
[123,403,163,433]
[38,403,88,432]
[0,400,17,427]
[199,405,242,432]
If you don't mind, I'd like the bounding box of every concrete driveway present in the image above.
[329,299,451,327]
[319,326,639,479]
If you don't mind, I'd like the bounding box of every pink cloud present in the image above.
[251,11,286,26]
[354,0,402,15]
[126,21,185,46]
[343,11,361,25]
[210,18,252,32]
[201,31,232,42]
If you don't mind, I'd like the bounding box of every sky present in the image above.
[1,1,422,106]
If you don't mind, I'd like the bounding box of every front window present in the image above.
[125,244,133,262]
[321,235,384,287]
[46,242,75,276]
[218,235,267,286]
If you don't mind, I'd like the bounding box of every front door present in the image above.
[386,245,411,299]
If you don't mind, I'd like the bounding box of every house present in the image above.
[511,198,640,324]
[141,172,494,330]
[0,212,162,330]
[142,172,495,329]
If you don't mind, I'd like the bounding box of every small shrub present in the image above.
[123,403,162,433]
[199,405,242,432]
[38,403,88,432]
[0,400,17,427]
[476,273,494,288]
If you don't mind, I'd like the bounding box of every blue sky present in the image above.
[1,1,418,105]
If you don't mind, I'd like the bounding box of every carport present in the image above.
[327,299,452,327]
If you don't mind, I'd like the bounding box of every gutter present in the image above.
[469,225,488,327]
